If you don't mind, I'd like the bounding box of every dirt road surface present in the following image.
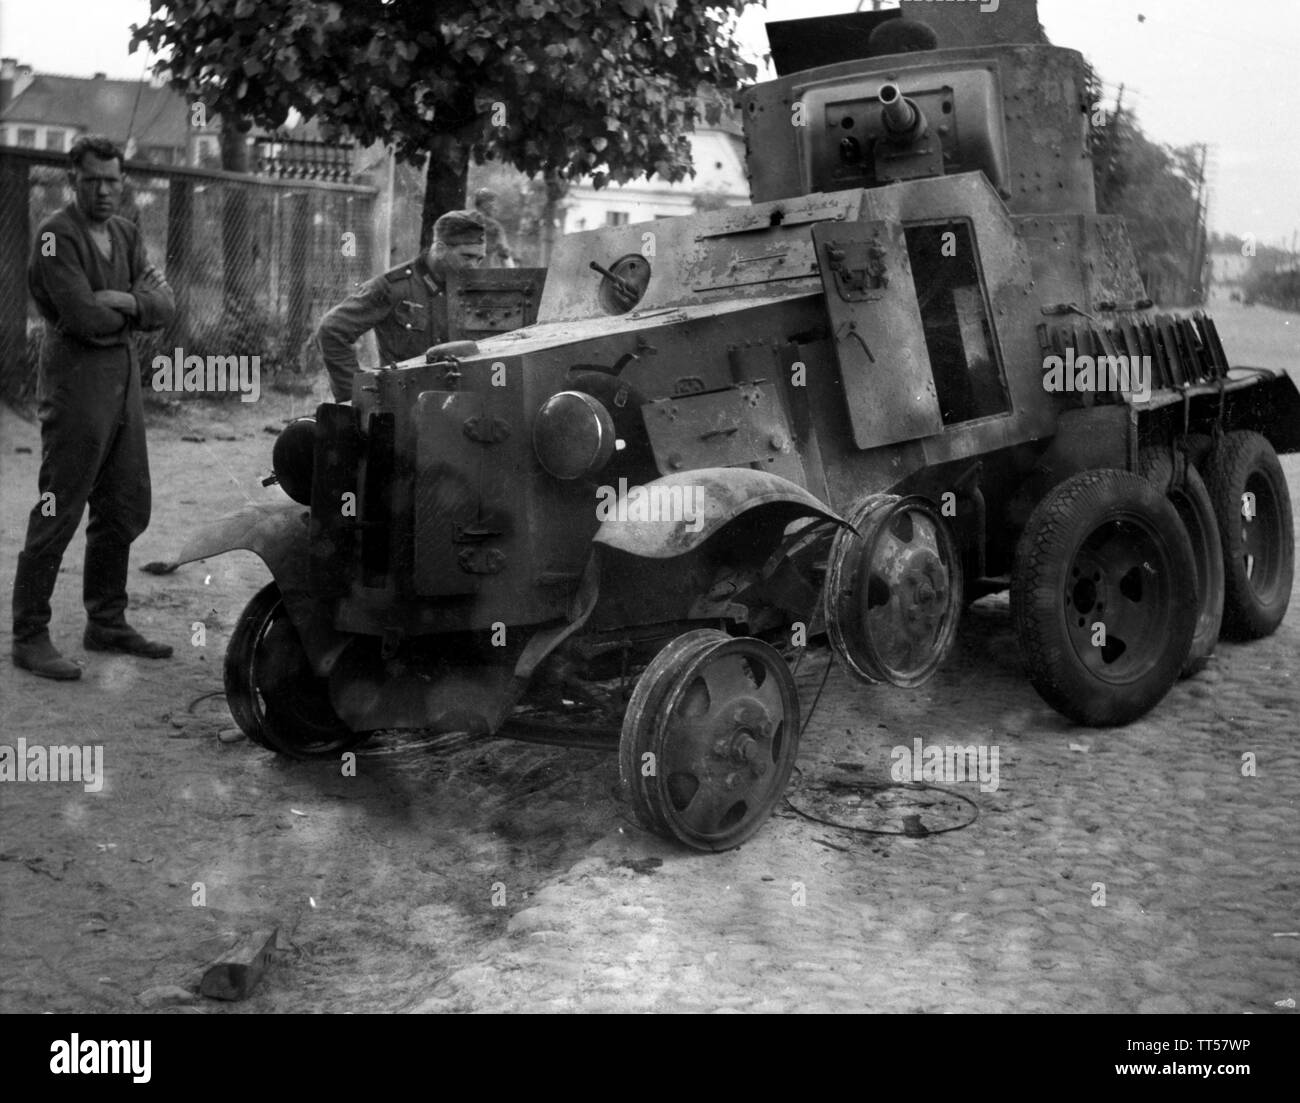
[1,294,1296,1014]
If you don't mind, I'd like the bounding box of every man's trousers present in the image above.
[13,344,151,642]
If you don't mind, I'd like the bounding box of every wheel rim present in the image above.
[1240,471,1284,604]
[826,495,963,687]
[624,635,799,850]
[229,588,357,757]
[658,638,798,846]
[1063,513,1182,684]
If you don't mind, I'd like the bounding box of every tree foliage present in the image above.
[130,0,759,236]
[1087,72,1207,304]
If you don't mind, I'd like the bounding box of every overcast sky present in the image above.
[3,0,1296,246]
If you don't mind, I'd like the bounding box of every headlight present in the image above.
[272,417,316,505]
[533,391,617,480]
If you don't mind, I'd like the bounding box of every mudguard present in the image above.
[170,502,351,677]
[592,467,848,559]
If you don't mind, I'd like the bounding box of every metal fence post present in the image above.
[287,191,311,369]
[0,153,32,405]
[165,174,193,350]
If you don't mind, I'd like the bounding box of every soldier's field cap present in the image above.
[434,210,487,246]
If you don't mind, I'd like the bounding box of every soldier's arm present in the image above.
[30,227,128,339]
[127,227,175,330]
[315,277,394,403]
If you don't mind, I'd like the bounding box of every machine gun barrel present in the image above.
[589,260,638,303]
[879,83,926,141]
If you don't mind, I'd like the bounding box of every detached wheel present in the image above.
[1011,469,1198,726]
[1204,431,1294,639]
[1139,449,1225,676]
[225,583,365,759]
[619,630,799,852]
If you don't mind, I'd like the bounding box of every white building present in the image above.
[559,123,750,233]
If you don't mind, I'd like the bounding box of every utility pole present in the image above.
[1186,142,1209,303]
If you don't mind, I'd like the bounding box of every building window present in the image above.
[605,211,629,227]
[45,129,65,152]
[17,128,36,148]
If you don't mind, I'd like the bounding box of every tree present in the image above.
[1087,69,1208,305]
[130,0,758,247]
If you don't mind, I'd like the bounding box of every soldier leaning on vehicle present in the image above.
[314,210,487,402]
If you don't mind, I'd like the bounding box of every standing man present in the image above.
[471,188,516,268]
[315,210,486,402]
[13,135,176,680]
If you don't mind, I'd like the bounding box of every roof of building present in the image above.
[0,72,196,148]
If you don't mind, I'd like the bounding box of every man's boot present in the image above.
[83,540,173,659]
[12,550,81,680]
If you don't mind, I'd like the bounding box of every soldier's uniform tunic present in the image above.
[15,203,174,640]
[315,258,450,402]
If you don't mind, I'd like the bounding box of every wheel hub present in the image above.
[710,701,772,777]
[896,550,949,638]
[1064,519,1174,680]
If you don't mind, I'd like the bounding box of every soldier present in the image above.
[471,188,515,268]
[12,134,176,680]
[315,210,487,402]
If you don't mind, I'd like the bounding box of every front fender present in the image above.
[173,501,310,573]
[591,468,847,559]
[171,503,351,677]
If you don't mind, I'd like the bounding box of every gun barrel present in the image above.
[879,83,922,138]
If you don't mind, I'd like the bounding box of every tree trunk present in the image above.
[539,170,569,266]
[420,132,470,251]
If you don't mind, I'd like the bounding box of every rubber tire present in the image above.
[1204,431,1295,640]
[1139,449,1225,677]
[1011,469,1198,727]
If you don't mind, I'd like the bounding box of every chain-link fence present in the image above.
[0,147,377,408]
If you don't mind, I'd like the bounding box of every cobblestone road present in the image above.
[0,299,1295,1014]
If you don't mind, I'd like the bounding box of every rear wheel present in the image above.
[225,583,365,759]
[619,631,799,852]
[1139,449,1224,676]
[1204,431,1294,639]
[1011,469,1197,726]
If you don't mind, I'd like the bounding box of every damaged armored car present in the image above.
[176,7,1298,851]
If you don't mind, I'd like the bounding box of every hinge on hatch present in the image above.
[822,235,888,301]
